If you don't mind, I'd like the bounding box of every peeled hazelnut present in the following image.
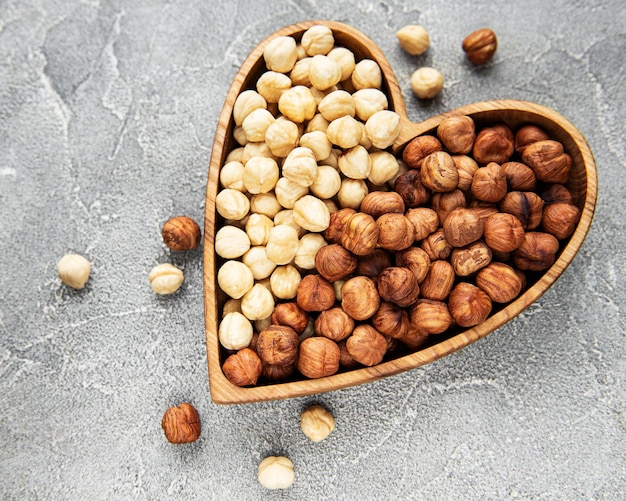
[499,191,545,230]
[351,58,383,90]
[430,190,467,225]
[341,212,379,256]
[271,302,309,334]
[293,195,331,232]
[471,162,508,202]
[324,207,356,244]
[402,135,442,169]
[161,403,201,444]
[222,348,263,386]
[338,178,369,210]
[341,276,380,320]
[443,208,484,248]
[541,203,580,240]
[476,262,523,303]
[420,229,452,261]
[542,184,574,205]
[419,260,455,301]
[241,283,275,321]
[450,241,493,276]
[393,169,431,208]
[453,155,479,192]
[515,124,550,155]
[420,151,459,192]
[522,140,572,184]
[377,267,420,307]
[410,67,444,99]
[296,274,336,312]
[372,301,410,339]
[57,253,91,289]
[295,233,327,271]
[364,110,402,149]
[258,456,295,490]
[483,213,525,252]
[409,299,453,335]
[149,263,184,295]
[395,247,431,283]
[448,282,492,327]
[437,115,475,154]
[314,307,354,341]
[257,325,299,366]
[396,25,430,55]
[405,207,439,241]
[356,249,394,283]
[162,216,201,251]
[297,336,340,378]
[376,213,415,251]
[502,162,537,192]
[472,123,514,165]
[462,28,497,65]
[301,404,336,442]
[270,264,302,300]
[360,191,405,219]
[346,325,388,366]
[513,231,560,271]
[219,311,253,350]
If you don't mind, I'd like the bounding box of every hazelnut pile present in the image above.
[214,25,581,388]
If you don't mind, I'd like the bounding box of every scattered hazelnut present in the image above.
[222,348,263,387]
[341,276,380,320]
[502,162,537,192]
[57,253,91,289]
[541,184,574,205]
[541,202,580,239]
[341,212,379,256]
[258,456,295,490]
[499,191,545,230]
[372,301,411,338]
[346,324,388,366]
[314,307,354,341]
[448,282,493,327]
[218,312,253,350]
[410,67,444,99]
[405,207,439,241]
[356,249,394,283]
[360,191,405,219]
[395,247,431,283]
[161,403,201,444]
[376,213,415,251]
[419,260,455,301]
[514,124,550,155]
[396,25,430,55]
[453,155,479,192]
[300,404,336,442]
[402,135,442,169]
[430,189,467,224]
[257,325,299,366]
[149,263,184,295]
[297,337,340,378]
[462,28,498,65]
[162,216,201,251]
[324,207,356,244]
[420,229,452,261]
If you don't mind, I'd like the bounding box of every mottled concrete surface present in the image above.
[1,1,624,499]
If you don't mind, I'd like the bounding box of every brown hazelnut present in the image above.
[393,169,431,208]
[499,191,545,230]
[471,162,507,202]
[437,115,476,154]
[419,260,455,300]
[502,162,537,191]
[372,301,411,338]
[462,28,497,65]
[542,184,573,205]
[452,155,479,192]
[450,241,492,276]
[405,208,439,241]
[541,202,580,240]
[314,307,355,341]
[467,200,499,223]
[315,244,358,282]
[377,266,420,307]
[324,208,356,244]
[472,123,514,165]
[161,403,201,444]
[341,212,380,256]
[409,299,453,335]
[261,363,295,381]
[376,213,415,251]
[357,249,394,283]
[395,247,431,283]
[522,139,572,184]
[430,189,467,225]
[346,325,387,366]
[483,213,525,252]
[448,282,493,327]
[512,231,560,271]
[420,229,452,261]
[443,208,484,248]
[476,262,523,303]
[296,274,336,312]
[360,191,405,219]
[397,324,430,350]
[402,135,442,169]
[338,340,360,369]
[271,302,309,334]
[514,124,550,155]
[222,348,263,387]
[420,151,459,192]
[162,216,201,251]
[257,325,299,366]
[296,337,340,378]
[341,276,380,320]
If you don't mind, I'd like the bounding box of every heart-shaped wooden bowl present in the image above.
[203,21,597,404]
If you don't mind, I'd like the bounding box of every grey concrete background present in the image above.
[1,0,624,499]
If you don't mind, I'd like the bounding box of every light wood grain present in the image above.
[203,21,598,404]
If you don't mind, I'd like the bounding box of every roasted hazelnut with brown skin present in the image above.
[262,363,295,381]
[315,244,358,282]
[542,184,573,205]
[420,229,452,261]
[541,202,580,240]
[450,241,493,276]
[271,302,309,334]
[405,208,439,241]
[346,324,388,366]
[514,124,550,155]
[377,266,420,307]
[162,216,201,251]
[419,260,455,300]
[409,299,453,335]
[360,191,405,219]
[357,249,394,283]
[420,151,459,192]
[512,231,560,271]
[397,324,430,350]
[394,169,431,208]
[468,200,499,223]
[297,337,340,378]
[462,28,497,65]
[222,348,263,387]
[257,325,300,366]
[472,123,514,165]
[338,340,360,369]
[453,155,479,192]
[476,262,523,303]
[376,213,415,251]
[471,162,508,203]
[499,191,545,230]
[372,301,411,339]
[296,274,336,312]
[502,162,537,192]
[522,139,572,184]
[341,276,380,320]
[324,208,356,244]
[443,208,484,248]
[430,189,467,225]
[395,247,431,283]
[162,403,201,444]
[483,212,525,252]
[437,115,476,154]
[448,282,493,327]
[341,212,379,256]
[314,307,355,341]
[402,135,442,169]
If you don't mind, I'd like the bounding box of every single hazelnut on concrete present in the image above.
[396,25,430,55]
[301,404,336,442]
[149,263,184,295]
[405,208,439,241]
[419,260,455,301]
[271,302,309,334]
[314,307,354,342]
[514,124,550,155]
[296,274,336,312]
[409,299,453,335]
[462,28,497,65]
[483,213,525,252]
[341,276,380,320]
[522,139,572,184]
[393,169,431,208]
[357,249,394,283]
[420,229,452,261]
[430,189,467,225]
[222,348,263,386]
[499,191,545,230]
[257,456,295,490]
[256,325,299,366]
[402,135,442,169]
[512,231,560,271]
[315,244,358,282]
[377,267,420,307]
[476,262,523,303]
[376,213,415,251]
[410,67,444,99]
[421,151,459,192]
[437,115,475,154]
[341,212,379,256]
[450,241,493,276]
[472,123,514,165]
[372,301,411,339]
[346,324,388,366]
[57,253,91,289]
[502,162,537,192]
[162,216,201,251]
[453,155,479,192]
[443,208,484,248]
[360,191,405,219]
[471,162,508,202]
[448,282,492,327]
[324,207,356,244]
[395,247,431,283]
[541,202,580,239]
[161,402,201,444]
[297,336,340,378]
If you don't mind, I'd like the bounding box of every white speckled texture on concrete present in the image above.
[1,0,624,499]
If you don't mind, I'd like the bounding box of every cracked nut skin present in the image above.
[297,336,340,378]
[161,403,201,444]
[162,216,201,251]
[462,28,498,65]
[222,348,263,387]
[448,282,493,327]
